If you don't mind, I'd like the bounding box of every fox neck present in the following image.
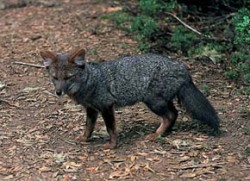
[66,64,100,105]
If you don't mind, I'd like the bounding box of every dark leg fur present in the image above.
[164,101,178,134]
[83,107,98,141]
[101,106,117,149]
[145,100,178,137]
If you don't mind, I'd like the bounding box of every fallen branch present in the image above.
[166,12,202,36]
[0,99,19,108]
[171,162,225,170]
[12,61,44,68]
[166,12,228,42]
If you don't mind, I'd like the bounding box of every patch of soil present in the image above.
[0,0,249,180]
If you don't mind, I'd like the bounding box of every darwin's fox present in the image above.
[40,48,220,148]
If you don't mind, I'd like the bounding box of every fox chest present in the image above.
[68,93,113,112]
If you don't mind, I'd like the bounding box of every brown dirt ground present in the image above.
[0,0,249,180]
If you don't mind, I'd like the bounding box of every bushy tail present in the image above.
[178,81,220,130]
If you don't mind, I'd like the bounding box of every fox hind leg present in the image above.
[145,100,178,139]
[157,101,178,135]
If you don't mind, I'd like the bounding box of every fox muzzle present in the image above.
[55,90,63,96]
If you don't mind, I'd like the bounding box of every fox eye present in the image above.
[52,76,58,80]
[65,73,75,80]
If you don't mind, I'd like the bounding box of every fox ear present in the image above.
[40,51,57,67]
[69,48,86,67]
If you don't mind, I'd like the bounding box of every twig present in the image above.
[166,12,228,42]
[12,61,44,68]
[0,99,19,108]
[166,12,202,36]
[62,139,77,145]
[171,162,225,170]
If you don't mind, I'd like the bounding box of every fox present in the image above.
[40,48,220,149]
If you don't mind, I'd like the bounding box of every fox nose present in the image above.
[56,90,62,96]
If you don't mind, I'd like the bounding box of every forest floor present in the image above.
[0,0,249,180]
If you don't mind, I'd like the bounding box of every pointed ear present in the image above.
[40,51,57,67]
[68,48,86,67]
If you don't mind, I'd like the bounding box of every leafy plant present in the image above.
[105,0,250,91]
[229,51,250,83]
[138,0,177,15]
[224,70,240,80]
[130,15,159,39]
[233,8,250,43]
[103,11,133,31]
[170,26,197,54]
[201,84,210,96]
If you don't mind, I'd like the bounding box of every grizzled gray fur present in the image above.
[40,48,220,148]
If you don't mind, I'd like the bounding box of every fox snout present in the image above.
[55,90,63,96]
[53,80,66,97]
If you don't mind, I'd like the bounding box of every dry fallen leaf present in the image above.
[180,172,197,178]
[63,161,82,169]
[86,167,97,173]
[130,155,136,163]
[172,139,191,149]
[137,152,148,156]
[105,6,122,13]
[39,166,52,172]
[4,175,14,180]
[226,156,238,163]
[243,175,250,180]
[144,162,155,173]
[109,170,130,179]
[21,87,43,93]
[179,156,190,163]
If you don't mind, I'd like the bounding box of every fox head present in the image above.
[40,48,87,96]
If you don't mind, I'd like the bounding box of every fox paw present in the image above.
[103,141,117,149]
[146,133,161,141]
[76,134,90,144]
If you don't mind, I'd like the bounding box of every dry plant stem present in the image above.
[0,99,19,108]
[166,12,202,36]
[171,162,225,170]
[12,61,44,68]
[166,12,228,42]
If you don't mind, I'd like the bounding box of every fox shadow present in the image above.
[119,119,219,142]
[89,118,220,149]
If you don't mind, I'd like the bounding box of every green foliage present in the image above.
[245,73,250,83]
[245,86,250,95]
[105,1,250,91]
[188,43,224,63]
[201,84,210,96]
[229,51,250,83]
[138,0,176,15]
[138,0,162,15]
[130,15,159,39]
[227,9,250,84]
[104,0,178,51]
[170,26,197,53]
[224,70,240,80]
[245,146,250,156]
[129,15,159,51]
[233,8,250,43]
[230,52,249,65]
[103,11,133,31]
[131,0,177,51]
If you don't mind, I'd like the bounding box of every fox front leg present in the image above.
[101,106,118,149]
[82,107,98,142]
